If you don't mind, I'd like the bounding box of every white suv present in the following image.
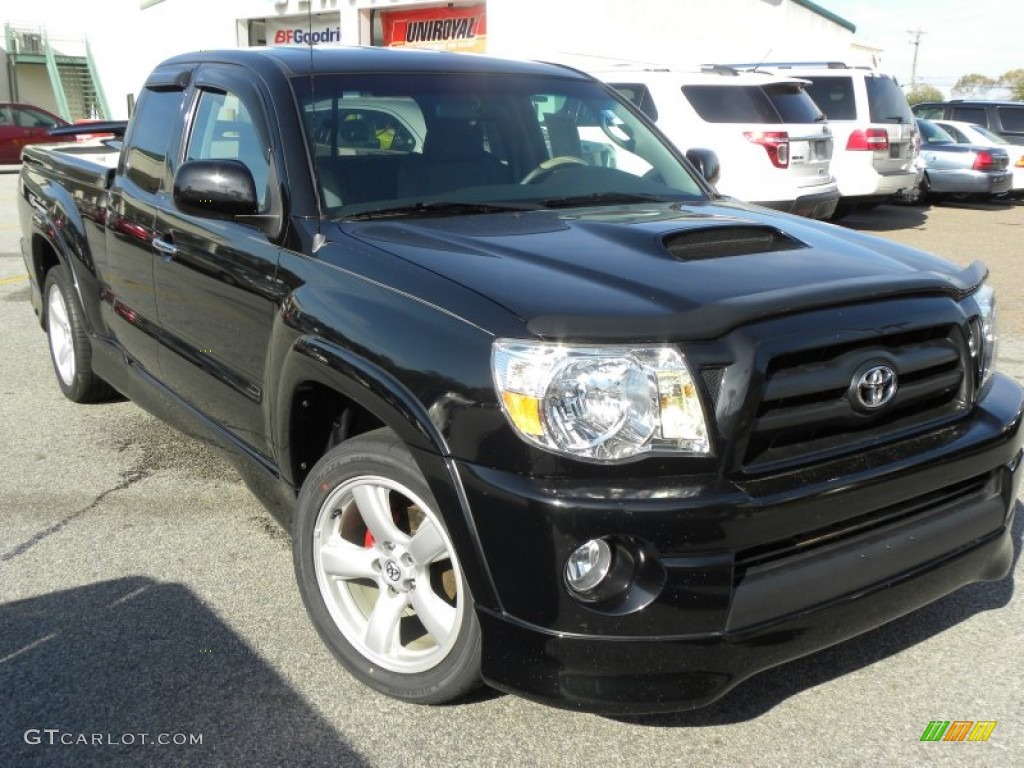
[724,63,918,217]
[588,66,839,219]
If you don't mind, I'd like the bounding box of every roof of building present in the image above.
[793,0,856,34]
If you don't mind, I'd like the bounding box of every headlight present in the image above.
[968,283,998,388]
[491,340,710,462]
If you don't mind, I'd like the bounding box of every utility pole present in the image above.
[908,28,926,89]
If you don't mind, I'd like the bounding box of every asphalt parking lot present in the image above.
[0,167,1021,767]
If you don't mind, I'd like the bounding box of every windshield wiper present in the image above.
[343,201,540,220]
[538,191,681,209]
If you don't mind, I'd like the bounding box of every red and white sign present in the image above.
[267,15,342,46]
[381,4,486,53]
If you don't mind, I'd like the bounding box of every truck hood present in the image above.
[338,201,984,341]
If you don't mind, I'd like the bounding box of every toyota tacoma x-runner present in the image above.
[17,46,1023,714]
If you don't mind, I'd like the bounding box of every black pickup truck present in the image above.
[18,46,1023,715]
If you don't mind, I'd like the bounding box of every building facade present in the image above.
[4,0,868,119]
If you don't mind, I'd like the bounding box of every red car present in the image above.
[0,103,69,164]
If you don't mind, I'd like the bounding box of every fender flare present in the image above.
[274,334,501,610]
[25,179,94,331]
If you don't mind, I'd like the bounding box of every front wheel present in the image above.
[292,429,482,703]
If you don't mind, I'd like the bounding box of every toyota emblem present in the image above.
[384,560,402,582]
[853,364,897,410]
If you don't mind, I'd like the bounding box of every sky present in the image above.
[819,0,1024,95]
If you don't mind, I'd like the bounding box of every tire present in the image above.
[43,265,116,403]
[827,200,857,220]
[293,428,482,704]
[900,175,931,207]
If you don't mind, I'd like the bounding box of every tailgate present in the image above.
[786,126,833,187]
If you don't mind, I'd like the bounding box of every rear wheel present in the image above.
[293,429,482,703]
[43,265,116,403]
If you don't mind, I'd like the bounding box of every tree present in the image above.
[952,73,997,98]
[1000,69,1024,100]
[906,84,944,105]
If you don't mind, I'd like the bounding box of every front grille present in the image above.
[743,324,970,470]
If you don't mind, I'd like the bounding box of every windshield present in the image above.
[292,72,707,218]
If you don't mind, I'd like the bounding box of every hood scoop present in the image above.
[664,225,806,261]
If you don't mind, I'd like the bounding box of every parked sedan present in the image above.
[904,118,1012,203]
[932,119,1024,196]
[0,103,68,164]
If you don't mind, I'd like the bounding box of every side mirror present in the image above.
[173,159,258,218]
[685,148,721,187]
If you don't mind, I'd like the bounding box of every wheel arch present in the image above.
[275,335,449,489]
[25,182,92,332]
[274,334,501,611]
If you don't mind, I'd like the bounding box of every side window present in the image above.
[996,106,1024,132]
[950,106,987,125]
[124,88,185,194]
[912,104,944,119]
[186,89,270,212]
[803,77,856,121]
[15,107,61,128]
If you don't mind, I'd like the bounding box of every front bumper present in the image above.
[459,374,1023,714]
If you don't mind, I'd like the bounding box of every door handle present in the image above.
[152,237,178,260]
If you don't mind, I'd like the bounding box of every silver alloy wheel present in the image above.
[47,283,76,386]
[312,474,465,674]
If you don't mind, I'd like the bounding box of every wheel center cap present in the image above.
[380,555,413,592]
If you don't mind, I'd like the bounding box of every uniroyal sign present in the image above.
[267,16,341,46]
[381,4,486,53]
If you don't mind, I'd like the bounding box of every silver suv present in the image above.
[723,63,918,217]
[589,66,839,219]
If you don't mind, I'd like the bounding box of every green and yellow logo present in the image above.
[920,721,997,742]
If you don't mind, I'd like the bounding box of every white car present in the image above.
[589,66,838,219]
[932,119,1024,196]
[722,63,919,217]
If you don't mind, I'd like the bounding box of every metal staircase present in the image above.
[4,23,110,121]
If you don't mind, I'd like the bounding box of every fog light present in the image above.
[565,539,613,594]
